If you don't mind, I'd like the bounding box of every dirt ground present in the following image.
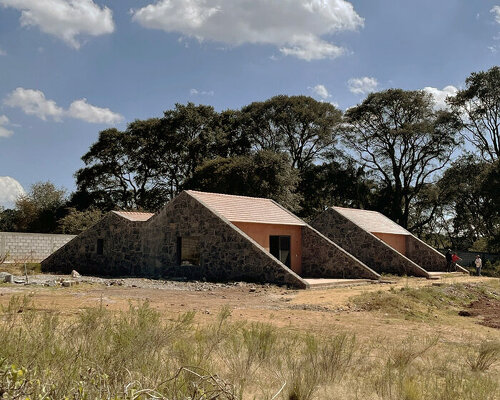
[1,273,499,342]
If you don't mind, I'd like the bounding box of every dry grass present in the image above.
[0,281,499,400]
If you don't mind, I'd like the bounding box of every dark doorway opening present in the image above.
[269,235,291,268]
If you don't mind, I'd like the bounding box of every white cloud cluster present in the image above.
[0,115,13,138]
[190,88,214,96]
[491,5,500,24]
[0,176,25,209]
[0,0,114,49]
[4,88,64,121]
[347,77,378,95]
[4,88,123,124]
[310,84,331,100]
[67,98,123,124]
[423,85,458,110]
[132,0,364,61]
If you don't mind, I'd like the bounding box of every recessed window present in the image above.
[270,235,291,268]
[96,238,104,255]
[177,237,200,266]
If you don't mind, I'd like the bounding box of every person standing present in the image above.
[475,255,482,276]
[451,253,461,271]
[445,249,452,272]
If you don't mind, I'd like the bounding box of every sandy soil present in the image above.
[0,274,499,342]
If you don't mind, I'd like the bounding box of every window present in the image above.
[177,236,200,266]
[269,235,291,268]
[96,238,104,255]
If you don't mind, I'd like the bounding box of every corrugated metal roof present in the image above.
[112,211,154,222]
[187,190,306,226]
[333,207,410,235]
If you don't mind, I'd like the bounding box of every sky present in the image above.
[0,0,499,208]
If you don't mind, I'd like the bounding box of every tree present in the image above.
[240,95,342,172]
[74,119,168,211]
[15,181,66,232]
[299,153,374,218]
[74,104,252,212]
[448,66,500,162]
[343,89,461,229]
[58,208,103,234]
[437,156,500,251]
[184,151,302,212]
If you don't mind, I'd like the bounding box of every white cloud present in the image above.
[310,84,331,100]
[190,88,214,96]
[491,5,500,24]
[0,115,13,138]
[4,88,64,121]
[0,176,25,209]
[4,88,123,124]
[132,0,364,61]
[0,0,114,49]
[423,85,458,110]
[68,98,123,124]
[347,77,378,95]
[0,47,6,56]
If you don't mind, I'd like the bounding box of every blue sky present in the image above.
[0,0,499,208]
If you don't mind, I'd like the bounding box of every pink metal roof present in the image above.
[112,211,154,222]
[333,207,410,235]
[187,190,306,226]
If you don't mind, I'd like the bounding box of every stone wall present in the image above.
[311,208,429,277]
[141,192,308,288]
[0,232,75,262]
[41,213,145,275]
[301,226,379,279]
[42,192,308,288]
[407,236,468,273]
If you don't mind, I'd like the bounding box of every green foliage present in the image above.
[58,207,103,234]
[14,181,66,233]
[185,150,302,212]
[448,66,500,162]
[343,89,461,228]
[240,95,342,172]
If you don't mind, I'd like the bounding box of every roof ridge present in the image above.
[185,190,273,202]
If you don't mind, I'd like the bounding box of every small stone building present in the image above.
[42,191,380,288]
[311,206,468,277]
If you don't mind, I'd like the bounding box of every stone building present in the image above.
[42,191,380,288]
[311,206,468,278]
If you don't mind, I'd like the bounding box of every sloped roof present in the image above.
[332,207,410,235]
[112,211,155,222]
[187,190,306,226]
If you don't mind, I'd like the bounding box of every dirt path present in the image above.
[1,274,499,341]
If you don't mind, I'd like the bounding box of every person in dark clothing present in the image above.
[445,249,452,272]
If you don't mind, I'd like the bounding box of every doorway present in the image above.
[269,235,291,268]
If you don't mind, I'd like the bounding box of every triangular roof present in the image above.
[187,190,306,226]
[332,207,410,235]
[112,211,155,222]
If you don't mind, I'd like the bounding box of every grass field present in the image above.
[0,275,499,399]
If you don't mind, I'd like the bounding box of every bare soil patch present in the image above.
[466,296,500,329]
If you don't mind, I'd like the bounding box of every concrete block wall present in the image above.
[311,208,429,277]
[0,232,76,262]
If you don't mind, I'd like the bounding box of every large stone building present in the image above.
[42,191,380,288]
[42,191,464,288]
[311,206,468,278]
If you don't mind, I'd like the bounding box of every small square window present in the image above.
[96,238,104,255]
[177,237,200,266]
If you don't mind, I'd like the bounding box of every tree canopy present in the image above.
[343,89,461,228]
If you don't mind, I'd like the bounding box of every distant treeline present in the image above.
[1,67,499,253]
